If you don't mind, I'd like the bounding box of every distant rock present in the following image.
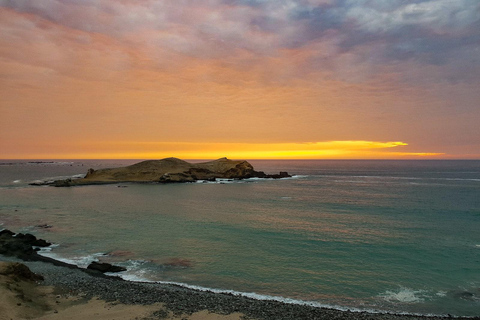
[35,157,292,186]
[35,224,53,229]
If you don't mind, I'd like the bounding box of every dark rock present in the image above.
[31,238,52,247]
[0,233,36,257]
[263,171,292,179]
[223,161,257,179]
[87,261,127,273]
[35,224,53,229]
[86,168,95,177]
[15,233,51,247]
[0,229,15,237]
[29,181,49,186]
[53,178,72,187]
[252,171,267,178]
[15,233,37,242]
[0,230,51,258]
[1,229,121,279]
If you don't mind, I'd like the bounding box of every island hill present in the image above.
[41,157,291,187]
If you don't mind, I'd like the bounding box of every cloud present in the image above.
[1,1,479,159]
[2,0,478,84]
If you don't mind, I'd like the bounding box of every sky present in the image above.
[1,0,479,159]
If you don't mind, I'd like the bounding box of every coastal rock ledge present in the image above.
[36,157,291,187]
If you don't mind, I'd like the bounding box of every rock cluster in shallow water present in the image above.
[0,229,51,259]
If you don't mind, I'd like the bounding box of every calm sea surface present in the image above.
[0,160,479,316]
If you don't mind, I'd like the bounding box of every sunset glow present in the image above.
[2,141,444,160]
[1,1,479,159]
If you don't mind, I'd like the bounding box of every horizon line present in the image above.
[1,158,479,161]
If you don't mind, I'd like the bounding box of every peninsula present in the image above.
[34,157,291,186]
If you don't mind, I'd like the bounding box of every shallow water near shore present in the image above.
[1,159,480,316]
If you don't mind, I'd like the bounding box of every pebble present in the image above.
[0,256,473,320]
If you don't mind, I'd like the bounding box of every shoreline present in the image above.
[1,256,477,320]
[1,229,479,320]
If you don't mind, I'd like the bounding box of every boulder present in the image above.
[87,261,127,273]
[264,171,291,179]
[0,231,51,258]
[14,233,51,247]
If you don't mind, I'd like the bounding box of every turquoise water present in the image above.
[1,160,479,316]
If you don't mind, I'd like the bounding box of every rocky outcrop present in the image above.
[0,229,124,277]
[0,229,51,259]
[87,261,127,273]
[38,157,291,186]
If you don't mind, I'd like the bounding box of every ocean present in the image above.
[0,159,479,316]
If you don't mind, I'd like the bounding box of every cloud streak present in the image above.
[0,140,444,159]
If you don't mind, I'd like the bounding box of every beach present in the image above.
[2,255,477,320]
[0,257,243,320]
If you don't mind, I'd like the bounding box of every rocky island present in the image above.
[33,157,291,187]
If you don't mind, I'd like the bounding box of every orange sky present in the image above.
[1,1,479,159]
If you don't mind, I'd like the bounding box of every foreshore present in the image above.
[1,254,477,320]
[0,229,478,320]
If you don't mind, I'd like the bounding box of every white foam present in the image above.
[103,274,451,317]
[290,175,307,179]
[436,291,447,297]
[34,248,451,317]
[116,273,366,312]
[113,268,396,314]
[29,173,86,185]
[13,180,21,183]
[35,243,59,253]
[112,272,146,281]
[38,249,105,268]
[194,175,304,185]
[379,287,428,303]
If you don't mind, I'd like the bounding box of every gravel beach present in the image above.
[1,254,476,320]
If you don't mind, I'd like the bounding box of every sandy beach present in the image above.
[1,255,476,320]
[0,260,246,320]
